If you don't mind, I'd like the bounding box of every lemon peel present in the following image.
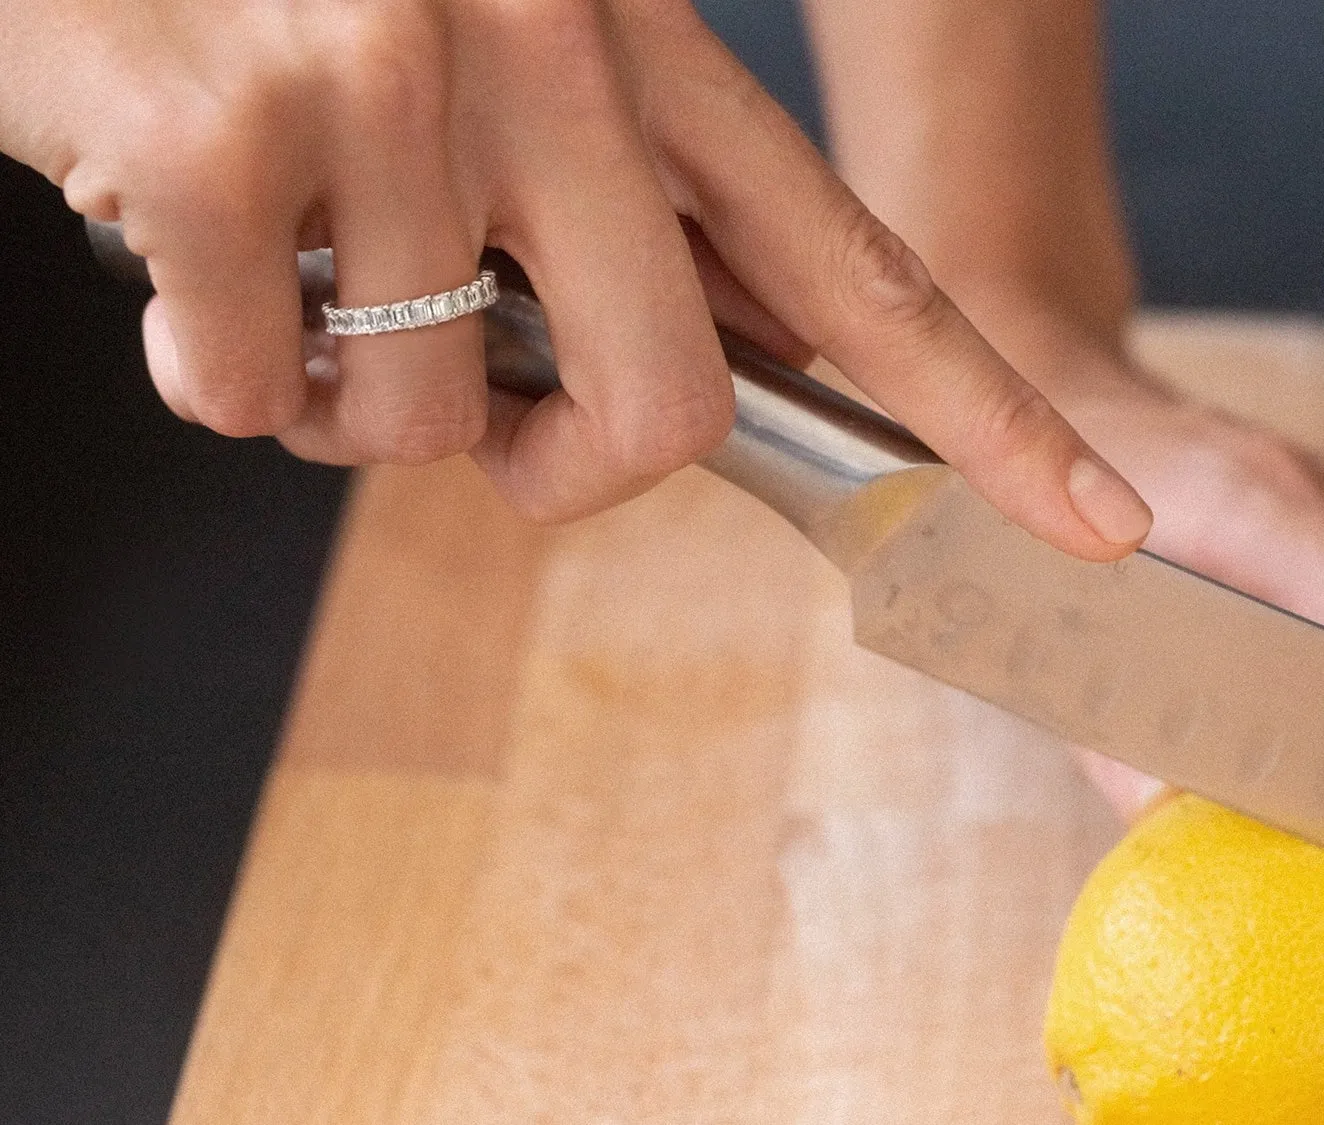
[1045,793,1324,1123]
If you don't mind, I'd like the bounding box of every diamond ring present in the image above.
[322,270,499,336]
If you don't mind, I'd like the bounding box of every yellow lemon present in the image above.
[1044,793,1324,1123]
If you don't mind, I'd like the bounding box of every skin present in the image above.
[0,0,1150,559]
[802,0,1324,818]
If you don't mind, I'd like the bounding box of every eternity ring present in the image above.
[321,270,499,336]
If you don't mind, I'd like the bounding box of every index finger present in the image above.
[639,33,1152,562]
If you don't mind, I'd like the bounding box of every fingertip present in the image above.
[682,220,816,370]
[1067,456,1154,548]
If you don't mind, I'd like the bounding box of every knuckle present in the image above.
[61,164,120,223]
[1178,418,1319,511]
[832,204,941,327]
[704,54,774,121]
[332,16,446,132]
[131,105,274,236]
[974,381,1060,467]
[474,0,611,92]
[109,44,307,226]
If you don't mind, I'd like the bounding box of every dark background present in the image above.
[2,2,1321,1121]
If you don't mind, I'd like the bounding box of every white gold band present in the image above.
[321,271,499,336]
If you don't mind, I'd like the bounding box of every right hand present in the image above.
[0,0,1149,557]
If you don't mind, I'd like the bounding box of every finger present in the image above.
[642,36,1152,561]
[275,374,357,465]
[475,229,809,492]
[280,30,487,466]
[142,296,199,423]
[142,198,307,439]
[465,13,732,521]
[681,219,816,371]
[280,228,793,472]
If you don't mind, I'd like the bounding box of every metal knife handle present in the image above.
[87,220,940,561]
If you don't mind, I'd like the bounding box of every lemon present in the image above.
[1044,793,1324,1123]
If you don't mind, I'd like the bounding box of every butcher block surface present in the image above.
[168,315,1324,1124]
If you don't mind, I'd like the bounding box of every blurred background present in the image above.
[1,1,1320,1121]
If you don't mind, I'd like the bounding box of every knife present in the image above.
[86,220,1324,847]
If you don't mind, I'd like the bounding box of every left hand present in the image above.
[992,316,1324,820]
[803,0,1324,821]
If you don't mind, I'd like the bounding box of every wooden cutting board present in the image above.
[167,315,1324,1124]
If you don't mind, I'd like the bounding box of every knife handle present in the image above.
[86,219,940,561]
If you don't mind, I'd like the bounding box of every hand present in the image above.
[0,0,1148,558]
[1022,327,1324,819]
[804,0,1324,821]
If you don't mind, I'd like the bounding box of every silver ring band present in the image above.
[322,270,499,336]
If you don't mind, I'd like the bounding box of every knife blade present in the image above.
[846,470,1324,844]
[86,220,1324,846]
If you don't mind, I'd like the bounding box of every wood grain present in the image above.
[169,316,1324,1124]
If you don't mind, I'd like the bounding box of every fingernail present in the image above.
[1131,775,1175,820]
[1068,457,1153,545]
[142,300,179,381]
[142,299,197,422]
